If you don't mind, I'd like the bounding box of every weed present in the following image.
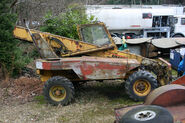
[34,95,46,104]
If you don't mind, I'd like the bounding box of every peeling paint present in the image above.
[38,56,139,80]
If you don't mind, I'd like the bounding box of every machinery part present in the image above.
[25,21,43,58]
[145,84,185,107]
[141,58,172,86]
[33,33,58,58]
[43,76,75,106]
[125,70,158,101]
[49,37,69,55]
[119,105,173,123]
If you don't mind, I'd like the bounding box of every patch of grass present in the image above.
[53,81,140,123]
[74,81,142,112]
[0,81,140,123]
[34,95,46,104]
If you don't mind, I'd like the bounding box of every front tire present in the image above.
[125,70,158,101]
[43,76,75,106]
[119,105,173,123]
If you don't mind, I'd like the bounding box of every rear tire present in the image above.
[119,105,173,123]
[173,34,184,37]
[43,76,75,106]
[125,70,158,101]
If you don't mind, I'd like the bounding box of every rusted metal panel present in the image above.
[144,84,185,107]
[171,75,185,86]
[33,33,58,58]
[114,81,185,123]
[166,105,185,122]
[37,56,140,80]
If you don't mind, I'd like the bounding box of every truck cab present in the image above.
[173,15,185,37]
[142,15,185,38]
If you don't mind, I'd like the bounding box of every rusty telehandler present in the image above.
[13,23,172,105]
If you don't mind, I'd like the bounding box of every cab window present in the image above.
[173,17,178,24]
[81,25,111,46]
[181,18,185,25]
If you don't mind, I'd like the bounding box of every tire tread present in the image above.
[43,76,75,106]
[125,70,158,101]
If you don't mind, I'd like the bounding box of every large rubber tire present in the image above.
[119,105,173,123]
[43,76,75,106]
[125,70,158,101]
[173,34,184,37]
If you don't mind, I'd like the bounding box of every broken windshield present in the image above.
[80,25,111,46]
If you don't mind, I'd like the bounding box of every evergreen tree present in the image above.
[0,0,29,80]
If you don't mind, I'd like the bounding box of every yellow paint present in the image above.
[158,78,165,86]
[49,86,66,102]
[40,71,52,82]
[133,80,151,96]
[36,70,40,74]
[13,24,144,63]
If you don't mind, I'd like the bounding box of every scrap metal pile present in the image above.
[115,75,185,123]
[114,37,185,58]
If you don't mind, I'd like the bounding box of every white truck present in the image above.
[86,5,185,39]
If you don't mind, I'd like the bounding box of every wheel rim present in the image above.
[133,80,151,96]
[134,110,156,121]
[49,86,66,102]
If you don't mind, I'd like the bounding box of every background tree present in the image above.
[40,4,97,40]
[0,0,30,81]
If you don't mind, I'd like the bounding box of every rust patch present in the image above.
[171,75,185,86]
[166,104,185,122]
[80,63,94,76]
[38,56,139,80]
[42,62,52,70]
[96,63,126,70]
[75,41,79,45]
[145,84,185,107]
[111,53,127,58]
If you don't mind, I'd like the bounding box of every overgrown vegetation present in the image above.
[40,4,97,40]
[0,0,30,79]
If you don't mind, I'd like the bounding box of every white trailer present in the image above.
[86,5,185,38]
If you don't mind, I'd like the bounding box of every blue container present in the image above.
[170,49,181,70]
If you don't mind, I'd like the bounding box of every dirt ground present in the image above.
[0,77,139,123]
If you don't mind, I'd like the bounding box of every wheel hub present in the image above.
[54,89,63,96]
[49,86,66,102]
[133,80,151,96]
[135,110,156,121]
[136,82,146,91]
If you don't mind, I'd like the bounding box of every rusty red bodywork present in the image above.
[171,75,185,86]
[114,75,185,123]
[37,56,140,80]
[144,84,185,107]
